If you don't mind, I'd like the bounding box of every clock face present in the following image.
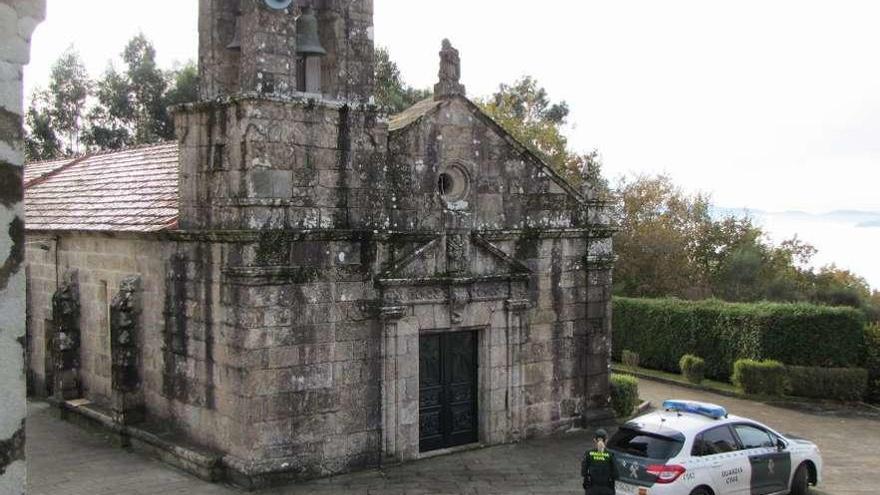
[265,0,294,10]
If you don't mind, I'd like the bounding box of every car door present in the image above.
[732,423,791,495]
[693,425,751,495]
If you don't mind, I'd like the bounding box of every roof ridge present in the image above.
[79,141,177,159]
[24,141,177,166]
[24,156,76,166]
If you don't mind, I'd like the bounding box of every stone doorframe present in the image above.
[379,296,532,464]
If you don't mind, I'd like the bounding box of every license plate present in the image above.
[616,483,648,495]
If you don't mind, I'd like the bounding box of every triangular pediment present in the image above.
[378,233,530,283]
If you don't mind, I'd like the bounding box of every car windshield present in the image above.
[608,427,684,460]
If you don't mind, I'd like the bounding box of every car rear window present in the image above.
[608,427,684,459]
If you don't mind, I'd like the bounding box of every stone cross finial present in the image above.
[434,39,466,100]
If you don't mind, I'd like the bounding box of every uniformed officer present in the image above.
[581,428,616,495]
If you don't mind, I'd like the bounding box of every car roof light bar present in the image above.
[662,400,728,419]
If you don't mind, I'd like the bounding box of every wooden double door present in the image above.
[418,330,479,452]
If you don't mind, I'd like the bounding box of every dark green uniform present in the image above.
[581,449,615,495]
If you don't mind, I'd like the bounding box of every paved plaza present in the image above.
[28,379,877,494]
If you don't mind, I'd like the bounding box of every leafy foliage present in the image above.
[374,46,430,114]
[82,66,135,150]
[610,373,639,417]
[478,76,606,193]
[679,354,706,384]
[865,323,880,403]
[613,175,716,298]
[613,174,879,320]
[24,90,62,161]
[786,366,868,402]
[613,297,867,381]
[26,35,199,159]
[621,349,640,368]
[25,47,90,159]
[732,359,788,396]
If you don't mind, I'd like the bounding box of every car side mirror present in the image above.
[776,439,786,451]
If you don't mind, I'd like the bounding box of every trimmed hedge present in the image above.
[610,373,639,418]
[621,349,640,368]
[613,297,866,381]
[733,359,787,395]
[865,323,880,403]
[679,354,706,384]
[787,366,868,402]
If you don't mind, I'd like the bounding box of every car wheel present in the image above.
[689,488,712,495]
[790,464,809,495]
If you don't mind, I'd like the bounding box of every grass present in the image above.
[613,363,743,396]
[613,362,880,417]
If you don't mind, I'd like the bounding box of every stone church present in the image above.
[24,0,615,487]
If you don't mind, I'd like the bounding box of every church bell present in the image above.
[295,6,326,56]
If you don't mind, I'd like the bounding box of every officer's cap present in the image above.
[594,428,608,440]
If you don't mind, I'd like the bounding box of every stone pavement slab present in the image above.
[28,378,877,494]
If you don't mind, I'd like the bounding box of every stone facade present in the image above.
[1,1,44,493]
[24,0,614,488]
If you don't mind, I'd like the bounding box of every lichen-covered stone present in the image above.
[2,2,44,489]
[110,275,144,424]
[24,1,614,489]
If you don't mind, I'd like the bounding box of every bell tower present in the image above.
[177,0,386,231]
[198,0,375,102]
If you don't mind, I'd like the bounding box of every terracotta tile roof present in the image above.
[23,156,78,187]
[24,143,180,232]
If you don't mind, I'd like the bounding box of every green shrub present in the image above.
[786,366,868,402]
[865,323,880,404]
[613,297,866,381]
[621,349,640,368]
[733,359,788,395]
[679,354,706,384]
[610,373,639,417]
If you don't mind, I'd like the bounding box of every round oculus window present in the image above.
[265,0,294,10]
[437,163,471,208]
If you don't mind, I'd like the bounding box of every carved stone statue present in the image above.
[446,233,467,274]
[52,270,81,400]
[434,39,466,99]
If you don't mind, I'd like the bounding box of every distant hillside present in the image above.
[711,207,880,228]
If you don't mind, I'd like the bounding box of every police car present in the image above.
[607,400,822,495]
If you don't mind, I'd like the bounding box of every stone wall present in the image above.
[1,1,44,493]
[24,233,247,455]
[387,97,587,231]
[27,235,165,406]
[174,97,388,231]
[217,233,383,484]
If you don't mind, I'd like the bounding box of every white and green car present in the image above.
[608,400,822,495]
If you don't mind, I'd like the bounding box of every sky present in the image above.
[22,1,880,283]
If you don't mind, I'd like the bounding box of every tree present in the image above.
[478,76,606,192]
[123,34,171,143]
[812,264,872,309]
[48,48,91,153]
[612,174,714,298]
[24,89,62,161]
[612,174,824,302]
[374,46,430,114]
[84,35,199,151]
[83,65,135,150]
[24,47,91,159]
[165,62,199,107]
